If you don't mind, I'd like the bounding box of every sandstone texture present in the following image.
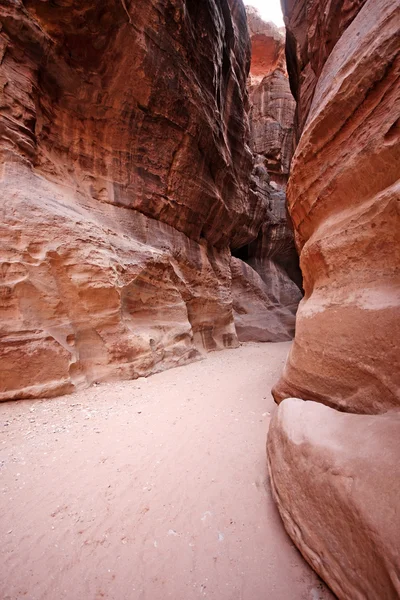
[268,1,400,597]
[231,8,301,345]
[273,0,400,413]
[232,183,302,342]
[0,0,306,400]
[283,0,370,137]
[0,0,264,400]
[267,399,400,600]
[247,7,295,186]
[0,0,303,400]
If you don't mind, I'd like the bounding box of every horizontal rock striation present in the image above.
[268,0,400,597]
[268,399,400,600]
[273,0,400,414]
[231,8,302,344]
[1,164,239,400]
[283,0,370,138]
[0,0,269,400]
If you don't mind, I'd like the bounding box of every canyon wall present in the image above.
[0,0,260,400]
[268,398,400,600]
[0,0,301,400]
[231,7,302,343]
[268,0,400,597]
[246,7,293,186]
[273,0,400,414]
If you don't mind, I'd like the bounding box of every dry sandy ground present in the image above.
[1,342,335,600]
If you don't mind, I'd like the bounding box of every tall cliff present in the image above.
[231,7,302,343]
[0,0,301,400]
[0,0,263,400]
[273,0,400,414]
[268,0,400,598]
[246,7,294,187]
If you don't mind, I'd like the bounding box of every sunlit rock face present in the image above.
[231,7,302,344]
[273,0,400,414]
[0,0,269,400]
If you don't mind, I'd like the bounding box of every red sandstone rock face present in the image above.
[268,0,400,596]
[247,8,295,185]
[230,8,301,344]
[0,0,269,400]
[282,0,370,137]
[249,71,295,186]
[246,7,286,78]
[273,0,400,414]
[1,164,240,400]
[268,399,400,600]
[1,0,266,249]
[0,0,304,400]
[232,183,302,342]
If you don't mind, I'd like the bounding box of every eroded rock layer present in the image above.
[283,0,370,138]
[273,0,400,413]
[268,0,400,597]
[231,8,301,344]
[232,183,302,341]
[0,0,268,400]
[268,399,400,600]
[247,7,295,186]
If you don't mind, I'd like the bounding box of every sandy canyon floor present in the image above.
[1,342,334,600]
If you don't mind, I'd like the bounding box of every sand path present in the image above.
[1,342,334,600]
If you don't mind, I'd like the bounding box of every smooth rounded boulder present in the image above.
[267,398,400,600]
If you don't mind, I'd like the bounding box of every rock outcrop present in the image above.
[246,7,295,186]
[0,0,303,401]
[232,182,302,342]
[273,0,400,414]
[0,0,268,400]
[231,7,302,344]
[267,399,400,600]
[267,0,400,597]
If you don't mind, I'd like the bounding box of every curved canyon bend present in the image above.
[1,0,399,598]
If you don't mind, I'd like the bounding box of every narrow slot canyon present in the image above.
[1,0,399,599]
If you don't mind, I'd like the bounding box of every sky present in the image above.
[244,0,284,27]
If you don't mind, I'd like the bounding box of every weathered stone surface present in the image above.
[231,9,301,344]
[0,0,305,400]
[283,0,370,137]
[247,7,295,186]
[0,0,268,249]
[1,162,240,400]
[0,0,266,400]
[249,70,295,186]
[268,1,400,597]
[246,185,303,293]
[232,181,302,342]
[231,257,296,342]
[273,0,400,413]
[246,7,286,78]
[267,398,400,600]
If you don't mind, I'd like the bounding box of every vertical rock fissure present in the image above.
[230,6,303,344]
